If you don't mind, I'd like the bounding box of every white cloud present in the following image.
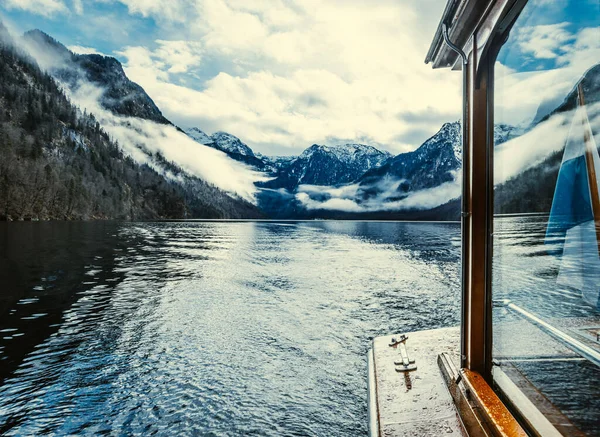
[110,0,461,155]
[296,192,364,212]
[112,0,192,23]
[61,79,266,201]
[497,26,600,126]
[115,40,202,83]
[495,66,575,125]
[295,176,461,213]
[154,40,202,73]
[495,111,571,184]
[516,22,574,59]
[495,102,600,184]
[116,46,169,81]
[530,0,569,9]
[2,0,68,17]
[283,101,600,213]
[494,23,600,190]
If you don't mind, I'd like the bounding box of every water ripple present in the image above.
[0,221,461,436]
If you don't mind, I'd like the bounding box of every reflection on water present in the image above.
[0,221,460,436]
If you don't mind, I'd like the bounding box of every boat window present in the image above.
[493,0,600,434]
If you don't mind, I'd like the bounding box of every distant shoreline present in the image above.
[1,215,553,224]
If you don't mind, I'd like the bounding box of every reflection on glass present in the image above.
[546,84,600,308]
[493,0,600,435]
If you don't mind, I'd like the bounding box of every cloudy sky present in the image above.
[0,0,462,156]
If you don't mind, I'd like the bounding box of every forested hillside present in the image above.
[0,23,261,221]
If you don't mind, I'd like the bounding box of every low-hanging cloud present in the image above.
[496,25,600,126]
[295,173,461,213]
[109,0,462,156]
[66,81,267,201]
[67,45,107,56]
[495,102,600,184]
[18,33,266,202]
[293,97,600,214]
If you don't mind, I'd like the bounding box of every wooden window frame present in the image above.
[428,1,594,434]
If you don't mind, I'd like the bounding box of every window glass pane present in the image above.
[493,0,600,434]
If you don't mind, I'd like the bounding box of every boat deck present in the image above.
[368,327,465,436]
[369,311,600,436]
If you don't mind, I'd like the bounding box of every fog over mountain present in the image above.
[0,22,261,220]
[18,28,266,202]
[23,29,171,125]
[185,128,270,171]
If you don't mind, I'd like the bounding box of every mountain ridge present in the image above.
[259,142,391,191]
[0,22,262,220]
[22,29,171,124]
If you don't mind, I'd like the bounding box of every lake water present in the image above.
[0,221,461,436]
[1,219,598,436]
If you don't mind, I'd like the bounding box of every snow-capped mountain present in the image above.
[260,155,296,169]
[534,63,600,125]
[185,127,268,170]
[185,128,254,156]
[360,122,461,194]
[186,127,213,145]
[495,62,600,214]
[185,119,523,219]
[17,23,567,221]
[360,121,518,194]
[212,132,255,157]
[0,22,261,220]
[261,143,391,191]
[186,127,392,186]
[551,64,600,120]
[7,21,554,221]
[493,123,522,148]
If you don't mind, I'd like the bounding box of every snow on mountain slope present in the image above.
[211,132,255,157]
[185,128,255,157]
[261,143,391,191]
[186,127,213,145]
[185,128,269,170]
[17,29,265,203]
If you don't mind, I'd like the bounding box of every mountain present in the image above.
[22,30,170,124]
[261,143,391,191]
[357,121,517,201]
[185,128,268,170]
[269,120,520,220]
[11,23,573,221]
[186,127,214,145]
[212,131,255,157]
[359,122,461,193]
[0,23,261,220]
[186,127,392,188]
[259,155,296,171]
